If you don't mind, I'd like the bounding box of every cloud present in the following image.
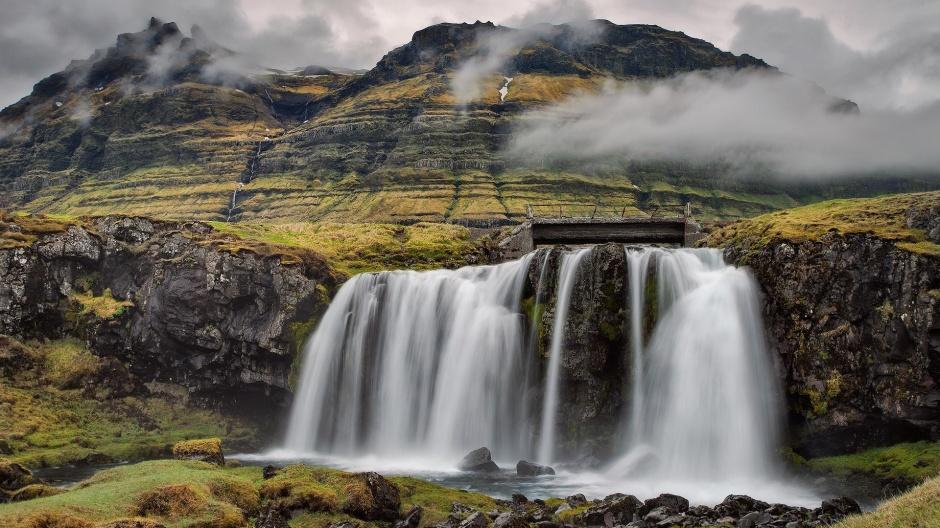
[507,69,940,178]
[450,0,599,105]
[0,0,389,108]
[730,4,940,110]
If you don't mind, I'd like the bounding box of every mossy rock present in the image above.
[171,438,224,466]
[0,459,37,492]
[9,484,63,502]
[14,510,94,528]
[133,484,208,517]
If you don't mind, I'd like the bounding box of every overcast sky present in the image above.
[1,0,938,110]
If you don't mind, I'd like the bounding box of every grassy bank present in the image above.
[0,337,258,469]
[207,220,483,274]
[704,191,940,256]
[0,459,499,528]
[835,476,940,528]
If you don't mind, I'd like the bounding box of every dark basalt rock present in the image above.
[0,216,336,420]
[581,494,643,527]
[262,465,281,480]
[458,512,488,528]
[458,447,500,472]
[395,505,423,528]
[516,460,556,476]
[722,230,940,458]
[639,493,689,516]
[492,512,529,528]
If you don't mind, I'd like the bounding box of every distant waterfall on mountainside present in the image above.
[284,254,537,463]
[283,246,782,489]
[610,247,781,482]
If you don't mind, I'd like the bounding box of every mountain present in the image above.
[0,18,927,223]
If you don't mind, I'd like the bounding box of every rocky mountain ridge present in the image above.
[1,18,913,226]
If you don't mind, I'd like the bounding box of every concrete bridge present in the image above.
[499,203,703,259]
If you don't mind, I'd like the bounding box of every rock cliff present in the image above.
[0,214,339,416]
[708,193,940,457]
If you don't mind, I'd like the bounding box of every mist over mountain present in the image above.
[0,17,935,224]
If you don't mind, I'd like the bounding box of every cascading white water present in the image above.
[283,255,536,464]
[537,248,591,464]
[278,245,798,503]
[623,248,656,444]
[610,247,781,485]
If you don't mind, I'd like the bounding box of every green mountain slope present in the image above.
[0,18,931,223]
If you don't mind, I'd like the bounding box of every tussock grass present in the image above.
[835,477,940,528]
[0,460,253,528]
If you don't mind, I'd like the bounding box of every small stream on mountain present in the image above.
[247,246,823,506]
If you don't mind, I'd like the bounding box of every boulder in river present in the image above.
[458,447,499,472]
[516,460,555,476]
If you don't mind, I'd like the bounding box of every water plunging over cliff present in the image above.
[610,248,782,487]
[278,246,800,503]
[284,255,537,464]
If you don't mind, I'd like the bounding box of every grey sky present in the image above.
[0,0,938,110]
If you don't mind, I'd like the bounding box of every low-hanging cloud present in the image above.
[507,69,940,178]
[451,0,599,105]
[731,4,940,111]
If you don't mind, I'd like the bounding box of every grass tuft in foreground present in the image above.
[835,476,940,528]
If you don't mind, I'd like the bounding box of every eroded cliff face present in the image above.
[0,216,338,416]
[522,244,630,461]
[723,234,940,457]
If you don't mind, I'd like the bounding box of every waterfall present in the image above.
[537,248,591,464]
[284,255,535,464]
[610,248,781,483]
[624,248,657,445]
[282,245,785,501]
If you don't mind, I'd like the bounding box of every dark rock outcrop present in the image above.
[0,216,337,417]
[723,232,940,457]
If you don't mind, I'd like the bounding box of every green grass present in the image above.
[0,460,502,528]
[835,476,940,528]
[0,337,259,469]
[807,442,940,487]
[67,289,133,320]
[704,191,940,256]
[208,221,479,274]
[0,460,256,528]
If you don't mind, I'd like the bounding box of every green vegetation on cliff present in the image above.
[704,191,940,256]
[208,220,483,274]
[807,442,940,489]
[0,337,258,468]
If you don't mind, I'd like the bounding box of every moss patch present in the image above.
[0,338,258,469]
[68,289,132,320]
[808,442,940,487]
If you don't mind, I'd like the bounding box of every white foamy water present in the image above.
[274,246,816,506]
[284,254,536,465]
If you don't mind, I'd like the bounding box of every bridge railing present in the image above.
[526,202,691,220]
